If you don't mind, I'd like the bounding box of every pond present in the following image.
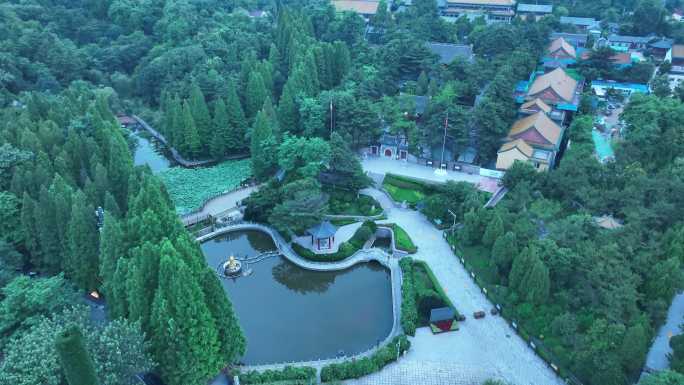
[131,130,175,173]
[643,291,684,371]
[200,230,394,365]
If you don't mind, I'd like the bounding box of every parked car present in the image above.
[490,308,499,316]
[474,311,486,319]
[457,314,466,322]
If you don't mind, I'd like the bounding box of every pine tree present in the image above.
[109,258,130,319]
[461,209,482,246]
[332,41,351,86]
[66,190,100,290]
[182,101,201,158]
[34,185,61,272]
[107,131,133,209]
[49,176,73,265]
[224,81,248,152]
[245,71,268,120]
[20,192,39,262]
[189,83,212,152]
[417,71,429,95]
[150,254,221,385]
[277,82,300,134]
[250,110,277,180]
[199,268,246,364]
[482,212,504,247]
[521,257,550,304]
[55,324,98,385]
[491,231,517,276]
[167,96,183,149]
[303,51,320,95]
[99,215,124,299]
[127,241,164,333]
[210,99,228,159]
[509,245,536,293]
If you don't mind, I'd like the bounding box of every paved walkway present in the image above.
[181,186,258,226]
[293,222,362,254]
[358,188,564,385]
[362,157,500,193]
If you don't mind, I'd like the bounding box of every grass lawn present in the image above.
[383,183,426,205]
[389,224,417,253]
[381,173,433,206]
[329,218,359,227]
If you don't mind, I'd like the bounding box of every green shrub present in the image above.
[239,366,316,384]
[399,258,418,335]
[320,335,410,382]
[389,224,417,253]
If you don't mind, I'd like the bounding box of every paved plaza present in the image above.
[362,157,500,193]
[356,188,564,385]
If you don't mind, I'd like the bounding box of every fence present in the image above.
[442,231,584,385]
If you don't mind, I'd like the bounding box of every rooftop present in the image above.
[520,98,552,114]
[306,221,337,239]
[608,34,653,44]
[445,0,516,6]
[508,112,563,148]
[498,139,534,158]
[548,37,576,58]
[527,67,579,103]
[594,215,623,229]
[430,307,456,323]
[332,0,379,15]
[427,42,474,64]
[560,16,599,27]
[517,3,553,13]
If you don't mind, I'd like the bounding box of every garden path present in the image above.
[355,188,564,385]
[292,222,363,254]
[181,186,258,226]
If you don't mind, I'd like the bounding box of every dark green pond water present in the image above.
[132,131,174,173]
[200,230,393,365]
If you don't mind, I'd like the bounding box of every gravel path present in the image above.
[356,188,564,385]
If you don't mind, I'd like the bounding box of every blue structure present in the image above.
[591,80,649,97]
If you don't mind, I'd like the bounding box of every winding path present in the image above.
[196,223,403,373]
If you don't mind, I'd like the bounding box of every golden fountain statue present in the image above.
[223,255,242,276]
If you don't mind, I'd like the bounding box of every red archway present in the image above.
[384,148,392,157]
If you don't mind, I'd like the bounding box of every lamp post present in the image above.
[447,209,457,231]
[435,111,448,176]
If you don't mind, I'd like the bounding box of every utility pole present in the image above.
[329,98,334,138]
[435,111,448,176]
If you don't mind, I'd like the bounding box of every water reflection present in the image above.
[200,230,393,365]
[271,260,336,294]
[131,130,174,173]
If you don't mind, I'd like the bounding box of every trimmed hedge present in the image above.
[291,221,377,262]
[383,174,434,192]
[239,366,316,384]
[320,335,410,382]
[399,258,418,335]
[400,258,458,332]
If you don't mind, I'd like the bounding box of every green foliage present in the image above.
[0,192,23,246]
[66,190,100,290]
[320,335,410,382]
[671,334,684,375]
[239,366,316,384]
[0,275,78,349]
[250,110,278,181]
[158,159,251,214]
[55,324,99,385]
[0,306,154,385]
[387,224,417,253]
[638,371,684,385]
[482,213,504,247]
